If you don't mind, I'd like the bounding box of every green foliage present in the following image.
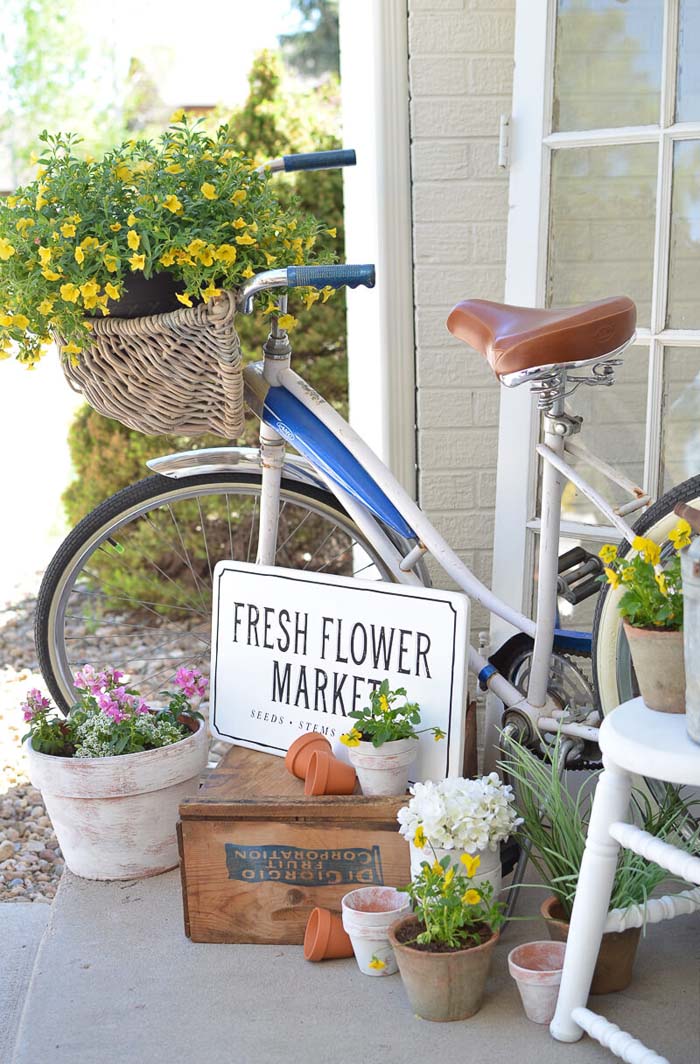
[279,0,340,79]
[340,680,446,748]
[406,851,504,948]
[500,733,697,919]
[600,524,690,631]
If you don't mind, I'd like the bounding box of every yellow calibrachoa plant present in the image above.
[0,115,336,367]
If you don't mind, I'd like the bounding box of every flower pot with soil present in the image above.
[387,853,504,1021]
[540,896,641,995]
[21,665,208,880]
[339,681,444,797]
[507,940,566,1024]
[341,886,411,976]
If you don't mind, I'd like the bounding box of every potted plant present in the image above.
[397,774,521,897]
[501,733,694,993]
[388,852,504,1021]
[21,664,209,880]
[339,680,444,796]
[0,114,336,368]
[599,520,691,713]
[341,886,411,976]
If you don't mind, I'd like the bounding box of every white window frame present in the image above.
[491,0,700,645]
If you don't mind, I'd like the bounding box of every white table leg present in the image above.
[550,758,632,1043]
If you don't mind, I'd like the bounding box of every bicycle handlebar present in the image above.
[286,264,375,290]
[283,149,356,172]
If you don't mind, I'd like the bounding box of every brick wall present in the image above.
[407,0,515,634]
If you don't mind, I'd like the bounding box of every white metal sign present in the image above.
[210,561,470,781]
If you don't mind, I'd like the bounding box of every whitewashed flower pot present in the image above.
[341,886,411,976]
[408,842,502,898]
[348,738,417,796]
[27,721,208,880]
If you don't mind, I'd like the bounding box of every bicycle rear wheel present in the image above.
[35,472,400,713]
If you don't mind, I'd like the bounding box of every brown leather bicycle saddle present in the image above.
[446,296,636,378]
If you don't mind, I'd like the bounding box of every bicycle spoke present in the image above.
[303,524,339,570]
[246,494,258,564]
[195,497,214,588]
[166,503,211,614]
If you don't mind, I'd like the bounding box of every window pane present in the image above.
[677,0,700,121]
[553,0,663,132]
[661,347,700,491]
[548,144,657,327]
[667,141,700,328]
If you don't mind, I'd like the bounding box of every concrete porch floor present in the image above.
[9,869,700,1064]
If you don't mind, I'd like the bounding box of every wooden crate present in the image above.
[177,745,411,944]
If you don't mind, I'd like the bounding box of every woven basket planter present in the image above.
[59,289,244,438]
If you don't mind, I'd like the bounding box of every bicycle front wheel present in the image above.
[35,472,400,713]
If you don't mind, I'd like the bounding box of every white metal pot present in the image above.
[27,721,208,880]
[347,738,418,796]
[341,886,411,976]
[408,842,502,899]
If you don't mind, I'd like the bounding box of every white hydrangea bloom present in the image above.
[397,774,522,852]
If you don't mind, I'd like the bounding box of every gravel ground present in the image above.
[0,596,64,904]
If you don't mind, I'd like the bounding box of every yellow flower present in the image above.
[104,282,120,301]
[201,282,221,303]
[231,189,247,206]
[79,281,100,308]
[321,285,334,303]
[37,246,52,265]
[198,247,215,267]
[413,826,426,850]
[669,519,692,551]
[103,255,118,273]
[278,314,298,330]
[35,187,47,210]
[127,213,137,227]
[60,222,77,238]
[604,566,621,589]
[433,728,446,742]
[460,853,481,877]
[129,253,146,271]
[236,231,256,245]
[60,283,80,303]
[263,251,277,266]
[74,247,85,264]
[443,867,455,889]
[432,861,443,876]
[162,194,183,215]
[655,572,667,595]
[186,239,206,255]
[368,956,386,971]
[80,237,100,251]
[242,265,254,279]
[632,536,661,566]
[0,238,16,260]
[232,217,247,229]
[41,267,62,281]
[176,292,193,307]
[127,230,140,251]
[325,227,337,238]
[159,249,177,267]
[462,889,481,905]
[200,182,217,200]
[599,543,617,565]
[12,314,29,330]
[115,163,133,182]
[379,694,390,713]
[15,218,34,234]
[215,243,237,265]
[170,108,186,123]
[303,289,320,311]
[164,163,183,174]
[339,727,362,748]
[0,313,12,327]
[6,196,17,208]
[37,299,54,316]
[109,222,122,232]
[62,340,82,356]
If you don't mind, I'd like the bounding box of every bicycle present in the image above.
[34,149,700,789]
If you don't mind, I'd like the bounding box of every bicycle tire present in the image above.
[35,471,402,713]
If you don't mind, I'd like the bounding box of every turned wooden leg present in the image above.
[550,758,632,1043]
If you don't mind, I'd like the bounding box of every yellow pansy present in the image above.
[109,222,122,232]
[159,249,177,267]
[655,572,667,595]
[41,268,62,281]
[236,233,256,246]
[432,861,443,876]
[462,889,481,905]
[433,728,446,742]
[38,299,54,316]
[242,265,254,279]
[413,826,426,850]
[127,213,137,227]
[632,536,661,566]
[231,189,247,206]
[368,956,386,971]
[12,314,29,330]
[37,246,52,266]
[604,566,621,589]
[129,253,146,271]
[442,867,455,889]
[201,282,221,303]
[104,282,121,301]
[60,222,77,238]
[460,853,481,878]
[0,238,16,260]
[599,543,617,565]
[176,292,193,307]
[277,314,298,331]
[60,283,80,303]
[127,230,140,251]
[215,244,237,265]
[201,182,217,200]
[162,194,183,215]
[339,727,362,748]
[74,247,85,264]
[379,694,390,713]
[103,255,118,273]
[669,519,692,551]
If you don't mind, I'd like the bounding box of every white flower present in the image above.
[397,775,522,852]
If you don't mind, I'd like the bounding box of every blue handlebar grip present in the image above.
[286,264,375,290]
[282,149,356,172]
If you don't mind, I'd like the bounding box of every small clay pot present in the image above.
[304,908,354,962]
[304,751,357,796]
[540,895,641,994]
[285,733,332,780]
[388,914,499,1021]
[623,622,685,714]
[508,940,566,1024]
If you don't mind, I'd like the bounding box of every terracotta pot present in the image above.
[347,738,417,796]
[303,907,354,962]
[304,751,356,796]
[285,733,331,780]
[27,721,208,880]
[508,940,566,1024]
[409,843,502,899]
[540,896,641,995]
[388,914,499,1021]
[623,622,686,714]
[342,886,411,976]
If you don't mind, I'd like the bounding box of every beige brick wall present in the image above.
[407,0,515,634]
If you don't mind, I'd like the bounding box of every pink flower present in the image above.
[20,688,51,722]
[174,667,208,699]
[135,699,151,715]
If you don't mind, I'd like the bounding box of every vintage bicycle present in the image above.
[34,149,700,792]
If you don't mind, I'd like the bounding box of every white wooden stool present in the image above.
[550,697,700,1064]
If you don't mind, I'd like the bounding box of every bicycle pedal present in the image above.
[557,547,603,605]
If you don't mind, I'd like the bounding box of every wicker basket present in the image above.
[60,289,244,438]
